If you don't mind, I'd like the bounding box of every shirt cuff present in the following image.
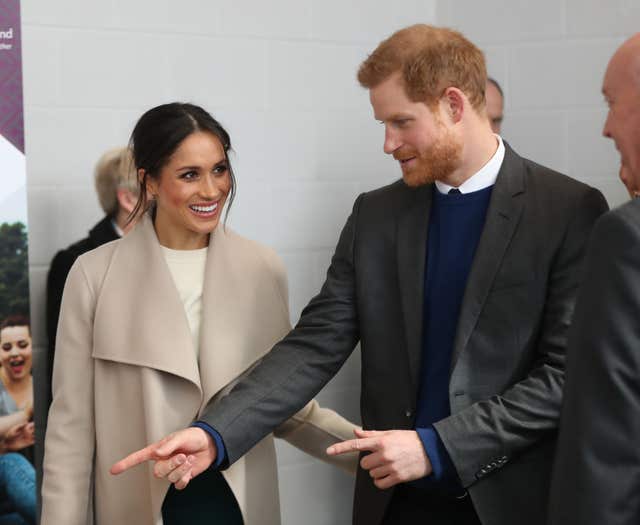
[416,426,455,482]
[191,421,228,470]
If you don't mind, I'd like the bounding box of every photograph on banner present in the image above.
[0,134,32,444]
[0,1,38,524]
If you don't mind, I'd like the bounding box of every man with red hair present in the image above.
[113,25,607,525]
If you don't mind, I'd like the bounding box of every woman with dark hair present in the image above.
[41,103,357,525]
[0,316,33,420]
[0,315,34,457]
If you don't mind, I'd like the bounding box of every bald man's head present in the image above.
[602,33,640,194]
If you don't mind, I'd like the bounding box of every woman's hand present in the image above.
[2,421,35,452]
[110,427,217,490]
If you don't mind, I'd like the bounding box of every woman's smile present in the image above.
[148,131,231,250]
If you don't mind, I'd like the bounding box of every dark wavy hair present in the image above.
[0,314,30,336]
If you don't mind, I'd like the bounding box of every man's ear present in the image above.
[116,188,137,215]
[441,87,465,124]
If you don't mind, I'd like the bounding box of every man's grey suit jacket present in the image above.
[549,199,640,525]
[202,144,608,525]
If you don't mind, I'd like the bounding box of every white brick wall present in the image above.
[437,0,638,208]
[23,2,435,524]
[25,2,637,522]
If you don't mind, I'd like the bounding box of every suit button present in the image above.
[405,409,412,418]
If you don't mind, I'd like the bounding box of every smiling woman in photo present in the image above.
[0,315,35,482]
[41,102,357,525]
[0,316,33,428]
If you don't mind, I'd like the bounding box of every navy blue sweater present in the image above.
[414,185,493,494]
[201,184,494,496]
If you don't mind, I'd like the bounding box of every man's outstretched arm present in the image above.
[111,195,364,486]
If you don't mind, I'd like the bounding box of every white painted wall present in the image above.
[437,0,640,207]
[25,2,639,522]
[22,1,437,524]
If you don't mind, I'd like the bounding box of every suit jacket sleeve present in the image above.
[261,237,359,475]
[41,258,96,525]
[434,187,608,487]
[548,205,640,525]
[200,195,363,465]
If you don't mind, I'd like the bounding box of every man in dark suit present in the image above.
[46,147,138,397]
[112,25,607,525]
[548,33,640,525]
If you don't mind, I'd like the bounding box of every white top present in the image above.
[161,245,208,357]
[435,134,505,195]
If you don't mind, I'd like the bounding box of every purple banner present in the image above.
[0,3,33,512]
[0,0,23,153]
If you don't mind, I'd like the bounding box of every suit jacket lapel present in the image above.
[396,184,432,394]
[450,144,526,370]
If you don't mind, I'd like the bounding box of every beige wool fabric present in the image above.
[42,216,357,525]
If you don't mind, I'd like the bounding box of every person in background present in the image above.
[485,77,504,134]
[618,165,638,198]
[0,315,33,449]
[0,316,38,525]
[0,395,34,460]
[45,146,139,399]
[113,25,608,525]
[41,102,358,525]
[549,32,640,525]
[0,389,36,524]
[0,452,36,525]
[0,410,32,446]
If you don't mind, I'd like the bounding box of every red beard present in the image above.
[395,129,462,187]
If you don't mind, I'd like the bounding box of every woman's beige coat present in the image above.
[41,217,357,525]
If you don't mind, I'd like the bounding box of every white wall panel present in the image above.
[439,0,639,209]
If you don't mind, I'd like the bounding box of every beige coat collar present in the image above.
[91,214,287,408]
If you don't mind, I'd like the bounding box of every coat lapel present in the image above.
[396,184,432,393]
[91,216,292,410]
[92,215,202,390]
[450,144,526,370]
[197,228,292,410]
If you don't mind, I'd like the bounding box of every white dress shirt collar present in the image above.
[435,134,505,195]
[111,219,124,237]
